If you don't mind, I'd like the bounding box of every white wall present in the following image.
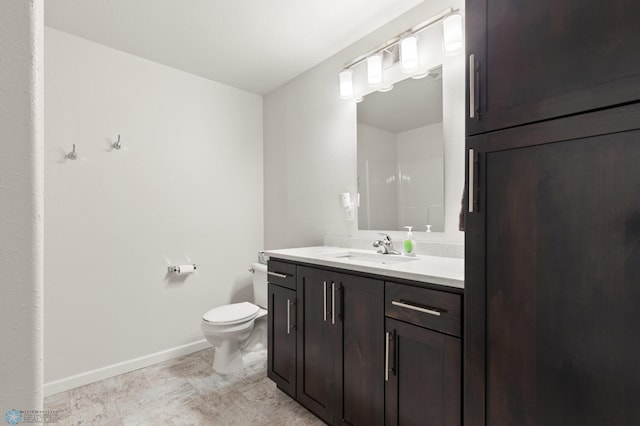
[0,0,44,411]
[44,28,263,393]
[264,0,465,253]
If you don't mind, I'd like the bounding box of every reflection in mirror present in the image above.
[357,66,444,232]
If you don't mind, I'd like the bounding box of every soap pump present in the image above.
[403,226,416,257]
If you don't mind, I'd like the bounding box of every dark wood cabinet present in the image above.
[384,282,462,426]
[385,318,461,426]
[296,266,335,422]
[466,0,640,423]
[296,266,384,425]
[267,283,296,398]
[466,0,640,135]
[335,272,385,426]
[464,104,640,425]
[268,258,463,425]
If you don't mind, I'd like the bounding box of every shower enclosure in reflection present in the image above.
[357,67,444,232]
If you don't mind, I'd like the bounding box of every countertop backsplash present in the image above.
[323,234,464,259]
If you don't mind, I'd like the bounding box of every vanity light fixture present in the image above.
[367,53,383,87]
[339,69,354,99]
[442,12,464,55]
[400,34,419,73]
[338,7,462,99]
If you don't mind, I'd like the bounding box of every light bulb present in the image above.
[400,34,419,73]
[443,13,463,55]
[339,69,353,99]
[367,53,383,87]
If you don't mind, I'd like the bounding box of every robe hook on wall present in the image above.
[67,144,78,160]
[112,134,122,150]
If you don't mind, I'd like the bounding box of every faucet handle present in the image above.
[377,233,392,243]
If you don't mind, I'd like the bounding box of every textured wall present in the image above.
[0,0,44,411]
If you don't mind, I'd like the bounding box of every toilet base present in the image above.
[212,342,267,375]
[211,320,267,375]
[212,339,244,374]
[241,348,268,369]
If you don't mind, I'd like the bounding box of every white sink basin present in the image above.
[323,251,419,266]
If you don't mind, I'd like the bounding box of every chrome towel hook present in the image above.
[112,134,122,150]
[68,144,78,160]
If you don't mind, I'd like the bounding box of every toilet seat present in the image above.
[203,302,260,326]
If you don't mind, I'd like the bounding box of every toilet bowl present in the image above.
[201,262,268,374]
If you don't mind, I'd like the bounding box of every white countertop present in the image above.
[264,246,464,290]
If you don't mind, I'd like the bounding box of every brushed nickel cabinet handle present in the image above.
[287,299,291,335]
[323,281,327,322]
[268,271,289,279]
[287,299,296,334]
[469,148,475,213]
[385,331,390,382]
[331,282,336,325]
[392,300,441,317]
[469,54,476,118]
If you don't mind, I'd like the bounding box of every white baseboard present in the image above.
[43,339,211,397]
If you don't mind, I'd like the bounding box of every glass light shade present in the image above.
[443,13,463,55]
[400,34,419,73]
[339,69,354,99]
[367,54,383,87]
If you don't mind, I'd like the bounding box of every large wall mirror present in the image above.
[357,66,444,232]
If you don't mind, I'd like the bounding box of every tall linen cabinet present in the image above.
[464,1,640,425]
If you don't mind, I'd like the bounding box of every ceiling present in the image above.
[44,0,425,95]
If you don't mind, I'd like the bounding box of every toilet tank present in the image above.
[251,263,268,308]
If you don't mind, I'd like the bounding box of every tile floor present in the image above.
[44,348,323,425]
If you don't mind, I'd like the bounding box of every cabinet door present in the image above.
[267,283,296,397]
[385,318,461,426]
[296,266,335,423]
[465,105,640,425]
[466,0,640,135]
[334,274,384,426]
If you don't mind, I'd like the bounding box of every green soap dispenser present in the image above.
[403,226,416,257]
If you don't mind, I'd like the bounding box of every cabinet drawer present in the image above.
[267,259,296,290]
[385,282,461,337]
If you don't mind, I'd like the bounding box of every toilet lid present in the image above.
[202,302,260,325]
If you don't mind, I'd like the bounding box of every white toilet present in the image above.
[201,262,268,374]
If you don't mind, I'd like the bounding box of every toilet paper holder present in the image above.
[167,264,197,273]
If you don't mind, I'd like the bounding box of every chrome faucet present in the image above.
[373,233,401,255]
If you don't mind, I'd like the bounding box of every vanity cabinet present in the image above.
[267,260,297,397]
[466,0,640,135]
[267,258,463,425]
[296,266,384,425]
[267,283,296,398]
[295,266,333,422]
[385,282,461,426]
